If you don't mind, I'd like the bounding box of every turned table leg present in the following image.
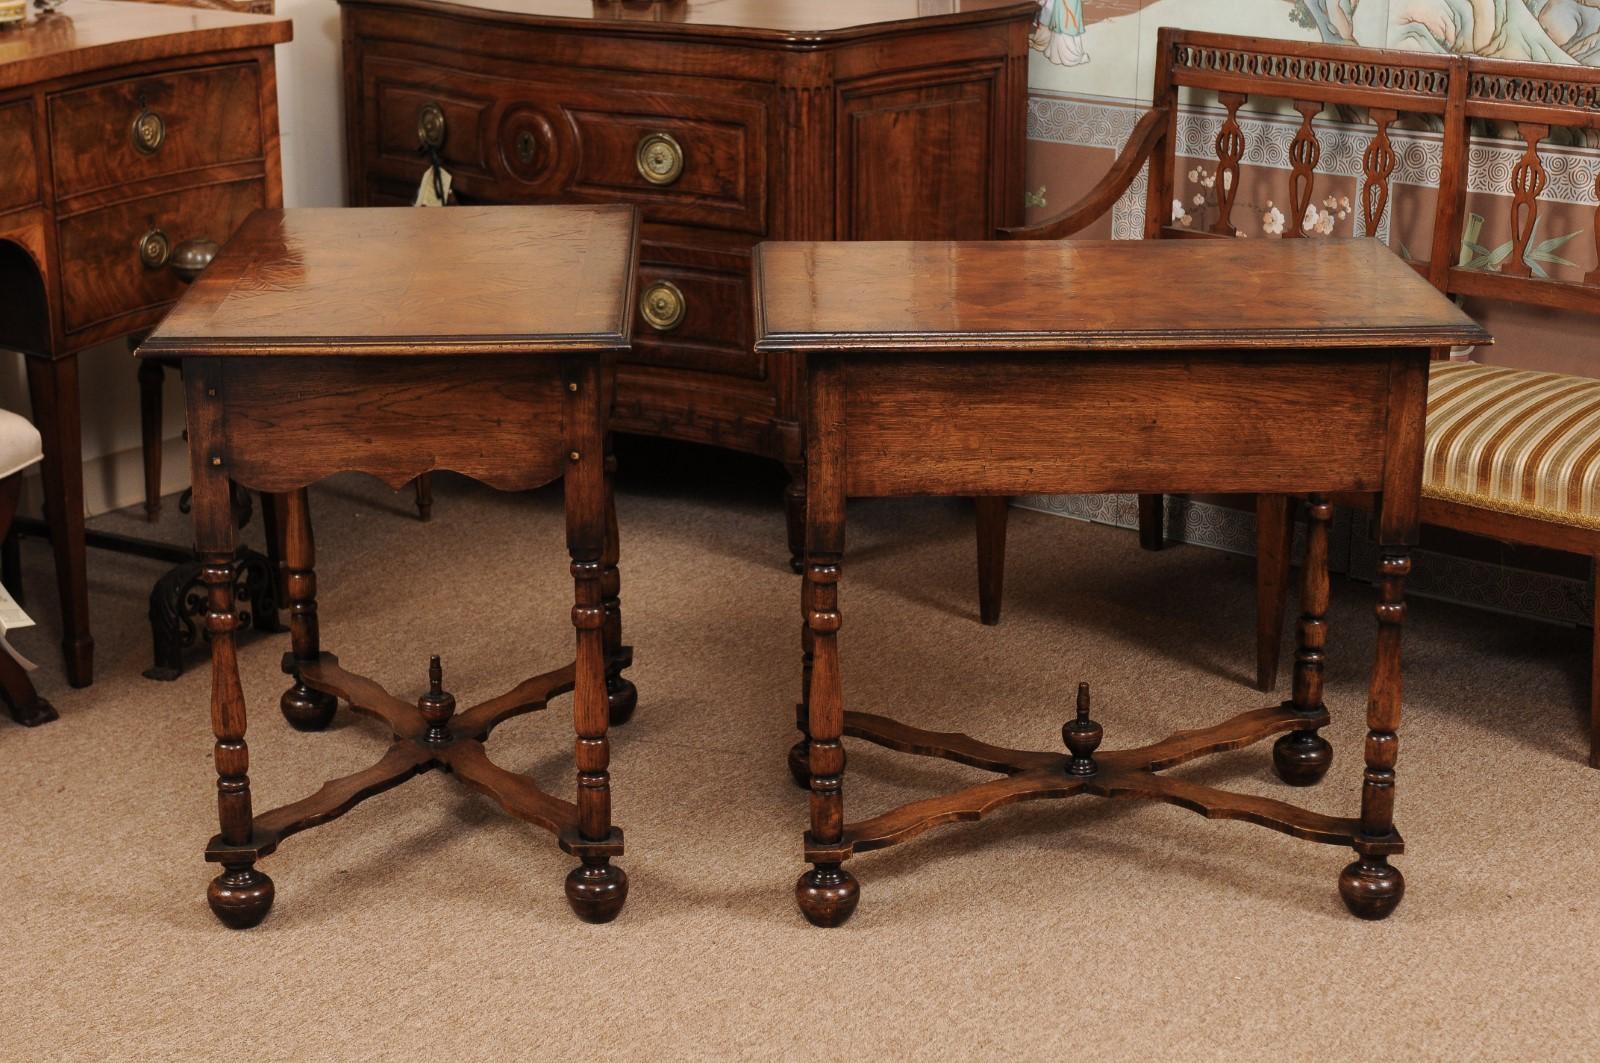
[563,369,627,923]
[796,362,858,927]
[601,440,636,727]
[1274,495,1333,786]
[191,369,273,929]
[279,488,337,731]
[1340,550,1409,919]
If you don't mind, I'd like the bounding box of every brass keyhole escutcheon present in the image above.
[417,102,446,150]
[635,132,684,186]
[640,280,686,332]
[137,228,171,270]
[516,129,538,166]
[131,109,165,155]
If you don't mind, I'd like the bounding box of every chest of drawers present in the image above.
[0,0,289,685]
[341,0,1034,565]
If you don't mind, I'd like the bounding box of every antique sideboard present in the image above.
[0,0,290,685]
[340,0,1035,571]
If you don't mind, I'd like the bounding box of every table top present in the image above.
[140,205,640,358]
[0,0,291,90]
[338,0,1035,43]
[753,239,1492,355]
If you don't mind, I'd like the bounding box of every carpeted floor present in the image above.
[3,456,1597,1061]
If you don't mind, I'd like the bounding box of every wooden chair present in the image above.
[998,29,1600,766]
[0,408,55,726]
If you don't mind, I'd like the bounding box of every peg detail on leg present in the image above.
[1063,682,1103,776]
[1274,495,1333,786]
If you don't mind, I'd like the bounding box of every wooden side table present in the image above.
[139,204,641,928]
[0,0,290,686]
[753,238,1490,927]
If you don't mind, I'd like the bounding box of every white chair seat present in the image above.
[0,409,43,480]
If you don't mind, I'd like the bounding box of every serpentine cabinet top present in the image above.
[334,0,1037,43]
[0,0,290,89]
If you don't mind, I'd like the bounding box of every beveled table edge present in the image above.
[135,333,634,359]
[749,241,1495,355]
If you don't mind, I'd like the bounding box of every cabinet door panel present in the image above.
[836,70,998,241]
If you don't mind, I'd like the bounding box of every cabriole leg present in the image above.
[1274,495,1333,786]
[279,488,337,732]
[1340,550,1409,919]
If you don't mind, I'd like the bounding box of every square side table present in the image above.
[753,237,1490,927]
[140,204,640,927]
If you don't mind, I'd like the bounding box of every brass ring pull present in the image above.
[131,108,165,155]
[417,102,446,150]
[137,228,171,270]
[635,132,684,186]
[640,280,686,332]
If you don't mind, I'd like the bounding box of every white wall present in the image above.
[276,0,347,210]
[4,1,348,517]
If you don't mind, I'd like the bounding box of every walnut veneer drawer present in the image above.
[633,239,759,380]
[56,179,264,334]
[367,56,768,234]
[0,100,40,213]
[48,63,264,200]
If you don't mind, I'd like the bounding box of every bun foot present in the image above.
[1273,729,1332,786]
[280,683,337,732]
[606,675,638,727]
[566,860,628,924]
[796,864,859,927]
[208,865,274,929]
[1339,856,1404,920]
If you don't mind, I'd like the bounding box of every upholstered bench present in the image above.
[1423,362,1600,530]
[0,408,54,727]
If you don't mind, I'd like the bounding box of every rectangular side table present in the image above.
[139,204,640,927]
[752,238,1489,927]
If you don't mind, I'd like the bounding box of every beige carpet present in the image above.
[3,461,1597,1061]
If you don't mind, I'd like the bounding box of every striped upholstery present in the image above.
[1426,361,1600,530]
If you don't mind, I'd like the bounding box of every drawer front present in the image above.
[0,101,40,213]
[366,56,769,234]
[57,179,265,335]
[631,239,760,380]
[48,64,264,200]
